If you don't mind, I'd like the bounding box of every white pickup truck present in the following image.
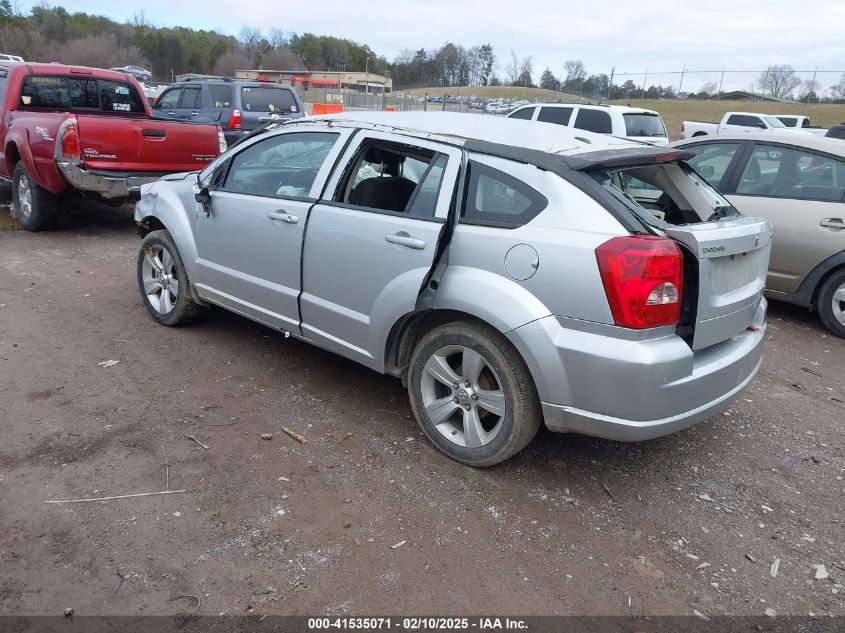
[773,115,828,136]
[681,111,814,138]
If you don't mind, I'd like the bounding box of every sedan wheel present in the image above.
[818,269,845,338]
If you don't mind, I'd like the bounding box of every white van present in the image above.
[0,53,24,62]
[508,103,668,144]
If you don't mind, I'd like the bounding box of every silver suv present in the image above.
[134,112,771,466]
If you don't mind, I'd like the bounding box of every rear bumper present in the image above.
[57,160,163,199]
[508,299,767,442]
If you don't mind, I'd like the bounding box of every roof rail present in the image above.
[180,75,233,83]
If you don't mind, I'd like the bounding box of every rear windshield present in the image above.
[623,113,666,138]
[19,75,145,113]
[590,163,736,225]
[240,86,297,113]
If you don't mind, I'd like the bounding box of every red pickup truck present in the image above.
[0,62,225,230]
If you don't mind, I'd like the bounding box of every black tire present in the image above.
[137,230,200,326]
[12,162,59,231]
[407,320,542,467]
[692,132,708,137]
[817,268,845,338]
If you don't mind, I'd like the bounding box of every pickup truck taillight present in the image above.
[595,236,683,328]
[218,129,227,154]
[58,120,81,161]
[227,109,242,130]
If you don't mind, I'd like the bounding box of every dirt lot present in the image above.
[0,195,843,620]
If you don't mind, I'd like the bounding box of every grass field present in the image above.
[398,86,845,139]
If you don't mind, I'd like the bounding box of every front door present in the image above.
[195,129,351,331]
[300,131,462,370]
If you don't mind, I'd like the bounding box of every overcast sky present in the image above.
[33,0,845,91]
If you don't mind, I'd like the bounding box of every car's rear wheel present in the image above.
[408,321,542,467]
[137,230,200,326]
[817,268,845,338]
[12,162,59,231]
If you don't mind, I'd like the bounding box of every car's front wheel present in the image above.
[408,321,542,466]
[817,268,845,338]
[137,230,200,326]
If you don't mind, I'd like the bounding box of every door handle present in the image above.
[385,233,426,250]
[267,211,299,224]
[820,218,844,231]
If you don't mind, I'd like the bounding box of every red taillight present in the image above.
[681,122,685,134]
[228,108,242,130]
[595,236,683,328]
[60,122,81,160]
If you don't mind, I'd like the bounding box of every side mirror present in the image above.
[195,183,212,216]
[698,165,715,179]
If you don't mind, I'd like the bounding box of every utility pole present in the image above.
[365,55,369,95]
[608,67,615,102]
[677,64,686,99]
[807,66,818,103]
[717,67,725,99]
[640,68,647,100]
[761,63,771,100]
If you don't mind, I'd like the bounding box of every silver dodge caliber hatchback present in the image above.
[134,112,771,466]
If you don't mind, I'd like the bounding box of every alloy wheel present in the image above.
[419,345,506,448]
[141,245,179,314]
[17,173,32,219]
[832,282,845,326]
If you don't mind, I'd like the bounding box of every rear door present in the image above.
[721,141,845,294]
[300,131,462,370]
[195,128,352,331]
[152,86,182,119]
[173,85,202,121]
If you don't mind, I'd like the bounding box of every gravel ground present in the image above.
[0,198,842,619]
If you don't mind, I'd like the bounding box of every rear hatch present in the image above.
[75,115,221,173]
[573,147,771,350]
[238,85,300,131]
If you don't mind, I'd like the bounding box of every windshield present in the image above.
[240,86,297,113]
[623,113,666,138]
[764,116,786,128]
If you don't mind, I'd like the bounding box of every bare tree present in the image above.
[260,45,304,71]
[757,65,801,98]
[564,59,586,83]
[831,73,845,100]
[238,26,262,64]
[214,51,252,76]
[516,56,533,87]
[44,33,145,68]
[797,77,821,101]
[505,50,519,85]
[698,81,718,97]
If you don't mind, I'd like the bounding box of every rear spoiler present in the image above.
[562,147,697,171]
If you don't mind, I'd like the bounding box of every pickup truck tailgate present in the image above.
[75,116,220,172]
[665,217,772,350]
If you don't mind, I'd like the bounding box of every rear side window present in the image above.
[538,106,573,126]
[208,84,233,108]
[241,86,297,113]
[623,113,666,138]
[179,87,201,109]
[509,107,535,120]
[462,161,547,226]
[19,75,144,113]
[726,114,763,128]
[573,109,612,134]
